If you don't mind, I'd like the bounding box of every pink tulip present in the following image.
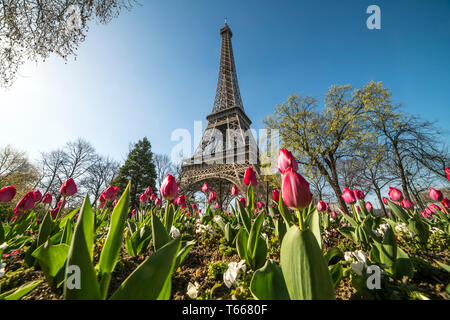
[112,199,118,207]
[176,195,186,207]
[231,185,239,197]
[42,193,52,204]
[446,168,450,181]
[382,197,388,205]
[59,178,77,197]
[388,187,403,202]
[429,204,441,213]
[365,201,373,212]
[243,166,258,187]
[317,200,327,212]
[353,189,365,200]
[202,182,209,193]
[442,198,450,209]
[401,198,414,210]
[331,211,338,218]
[155,198,162,206]
[159,174,178,200]
[139,193,148,203]
[0,186,16,202]
[277,149,298,174]
[15,191,37,213]
[131,209,137,216]
[429,187,443,202]
[281,167,313,210]
[208,191,216,204]
[144,186,153,197]
[150,193,156,201]
[238,197,246,207]
[33,190,42,202]
[215,202,220,210]
[257,202,264,209]
[103,185,119,201]
[272,189,280,202]
[341,188,356,205]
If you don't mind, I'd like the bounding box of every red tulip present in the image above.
[50,208,59,220]
[139,193,148,203]
[425,207,433,215]
[192,203,197,211]
[15,191,37,213]
[33,190,42,202]
[356,205,361,213]
[159,174,178,200]
[42,193,52,204]
[57,199,66,210]
[238,197,246,207]
[202,182,209,193]
[442,197,450,209]
[208,191,216,204]
[0,186,16,202]
[112,199,118,207]
[277,149,298,174]
[155,198,162,206]
[429,204,441,213]
[446,168,450,181]
[59,178,78,197]
[365,201,373,212]
[131,209,137,216]
[317,200,327,212]
[401,198,414,210]
[144,186,153,197]
[382,197,388,205]
[341,188,356,205]
[388,187,403,202]
[257,202,264,209]
[150,193,156,201]
[429,187,443,202]
[231,185,239,197]
[331,211,338,218]
[272,189,280,202]
[281,167,313,210]
[353,189,365,200]
[176,195,186,207]
[243,166,258,187]
[215,202,220,210]
[103,185,119,201]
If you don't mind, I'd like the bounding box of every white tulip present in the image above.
[170,226,181,239]
[186,281,200,299]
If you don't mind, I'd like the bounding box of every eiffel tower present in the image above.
[179,20,266,206]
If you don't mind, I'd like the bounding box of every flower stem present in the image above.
[296,209,304,231]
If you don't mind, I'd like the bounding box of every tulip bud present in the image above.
[140,193,148,203]
[341,188,356,205]
[59,178,78,197]
[155,198,162,206]
[353,189,365,200]
[442,197,450,209]
[103,186,119,201]
[202,182,209,193]
[230,185,239,197]
[192,203,197,211]
[317,200,327,212]
[208,191,216,204]
[281,167,313,210]
[0,186,16,202]
[144,186,153,197]
[159,174,178,200]
[42,193,52,204]
[277,149,299,174]
[272,189,280,202]
[243,166,258,187]
[131,209,137,216]
[401,198,414,210]
[33,190,42,202]
[215,202,220,210]
[176,195,186,207]
[150,193,156,201]
[388,187,403,202]
[15,191,37,213]
[365,201,373,212]
[238,197,246,207]
[429,187,443,202]
[382,197,388,205]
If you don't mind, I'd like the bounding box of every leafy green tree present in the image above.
[112,137,157,209]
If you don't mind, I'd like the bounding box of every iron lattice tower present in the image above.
[179,21,266,206]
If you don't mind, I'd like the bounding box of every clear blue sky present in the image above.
[1,0,449,165]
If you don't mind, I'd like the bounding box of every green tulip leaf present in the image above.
[250,260,290,300]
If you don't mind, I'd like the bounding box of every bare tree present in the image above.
[0,0,137,87]
[153,154,174,190]
[81,155,120,207]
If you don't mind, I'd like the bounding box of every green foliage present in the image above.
[208,261,228,279]
[112,137,157,208]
